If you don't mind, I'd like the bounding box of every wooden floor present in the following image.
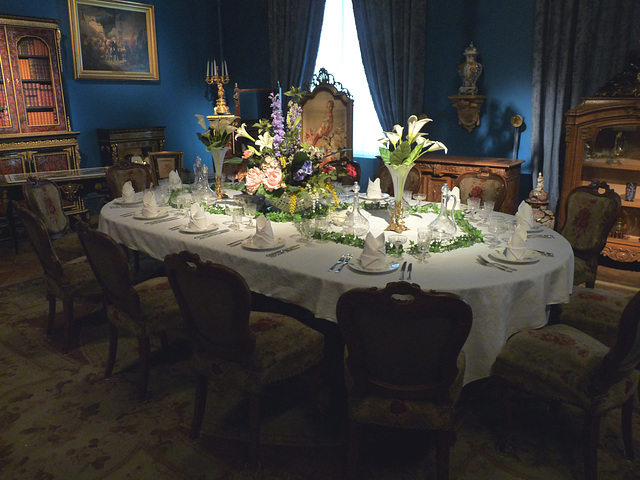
[1,235,638,291]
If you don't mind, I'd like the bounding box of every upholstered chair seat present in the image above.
[165,251,324,468]
[77,223,183,400]
[15,202,102,352]
[558,181,621,288]
[492,288,640,480]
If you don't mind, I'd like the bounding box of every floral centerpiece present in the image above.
[232,87,354,214]
[379,115,447,232]
[196,113,237,199]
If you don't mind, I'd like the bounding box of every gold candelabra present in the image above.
[206,60,230,115]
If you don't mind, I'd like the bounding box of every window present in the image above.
[313,0,383,158]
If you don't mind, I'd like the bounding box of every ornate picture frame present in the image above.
[300,68,353,160]
[68,0,159,81]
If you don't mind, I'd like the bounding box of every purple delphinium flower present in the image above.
[293,160,313,181]
[270,93,285,154]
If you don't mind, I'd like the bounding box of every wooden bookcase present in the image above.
[0,14,81,243]
[560,97,640,263]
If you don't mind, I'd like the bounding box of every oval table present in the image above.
[99,193,574,385]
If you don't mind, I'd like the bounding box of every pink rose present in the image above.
[245,167,264,194]
[263,167,284,191]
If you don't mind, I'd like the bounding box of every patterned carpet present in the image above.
[1,277,640,480]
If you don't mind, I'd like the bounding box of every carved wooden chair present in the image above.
[14,201,102,352]
[557,181,621,288]
[336,281,473,480]
[76,222,183,400]
[454,169,507,210]
[164,251,325,468]
[376,164,422,196]
[105,161,153,199]
[492,288,640,480]
[21,178,84,262]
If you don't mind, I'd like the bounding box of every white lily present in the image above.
[195,114,208,131]
[255,131,274,151]
[406,115,432,144]
[235,123,255,142]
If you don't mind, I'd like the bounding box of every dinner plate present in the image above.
[115,197,142,205]
[489,248,541,265]
[179,223,219,234]
[348,257,400,274]
[241,237,285,251]
[359,193,390,201]
[133,212,169,220]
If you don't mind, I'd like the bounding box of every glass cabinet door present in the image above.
[0,26,19,134]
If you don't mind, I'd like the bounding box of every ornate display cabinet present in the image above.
[0,15,81,239]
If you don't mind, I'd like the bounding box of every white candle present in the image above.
[223,61,228,77]
[214,59,217,76]
[207,60,210,76]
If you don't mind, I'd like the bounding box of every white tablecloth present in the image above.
[99,194,574,385]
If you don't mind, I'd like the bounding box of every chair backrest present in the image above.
[455,169,507,209]
[559,181,621,254]
[147,151,184,186]
[21,178,70,239]
[14,201,63,280]
[75,222,140,317]
[165,251,256,365]
[590,289,640,395]
[336,281,473,403]
[105,162,153,199]
[376,164,422,196]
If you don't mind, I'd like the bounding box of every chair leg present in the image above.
[436,430,452,480]
[137,336,151,401]
[46,293,56,335]
[248,392,261,469]
[621,395,635,459]
[189,373,208,439]
[346,419,361,480]
[62,299,74,353]
[583,412,601,480]
[105,324,118,378]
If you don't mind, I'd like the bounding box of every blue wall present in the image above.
[6,0,535,195]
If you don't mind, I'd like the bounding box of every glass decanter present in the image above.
[343,183,370,237]
[429,184,457,237]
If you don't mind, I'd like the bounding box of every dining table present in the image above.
[98,188,574,385]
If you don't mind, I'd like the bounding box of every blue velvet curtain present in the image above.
[351,0,427,132]
[267,0,325,90]
[531,0,640,211]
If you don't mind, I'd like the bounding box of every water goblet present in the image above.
[479,200,495,226]
[229,207,243,231]
[314,216,330,241]
[416,227,432,263]
[243,203,257,228]
[389,234,408,259]
[466,197,481,222]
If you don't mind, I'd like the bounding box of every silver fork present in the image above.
[477,255,516,273]
[335,254,353,273]
[329,254,348,272]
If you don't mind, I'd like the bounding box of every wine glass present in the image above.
[388,234,407,259]
[229,206,243,231]
[415,227,433,263]
[243,203,257,228]
[479,200,495,226]
[466,197,481,222]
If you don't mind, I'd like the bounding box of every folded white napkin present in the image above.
[505,223,528,260]
[366,178,382,199]
[169,170,182,187]
[251,215,275,247]
[121,181,135,202]
[141,191,159,217]
[515,201,535,229]
[360,232,387,270]
[448,186,461,210]
[188,203,207,230]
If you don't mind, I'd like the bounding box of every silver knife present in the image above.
[399,261,407,280]
[266,244,301,257]
[406,263,413,281]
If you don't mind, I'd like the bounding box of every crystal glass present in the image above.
[343,184,370,238]
[229,207,243,231]
[466,196,481,221]
[243,203,257,228]
[412,192,426,207]
[479,200,495,225]
[389,234,408,259]
[415,227,433,263]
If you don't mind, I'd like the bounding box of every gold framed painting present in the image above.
[68,0,159,81]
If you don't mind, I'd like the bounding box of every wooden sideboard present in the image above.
[97,126,165,166]
[413,154,524,214]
